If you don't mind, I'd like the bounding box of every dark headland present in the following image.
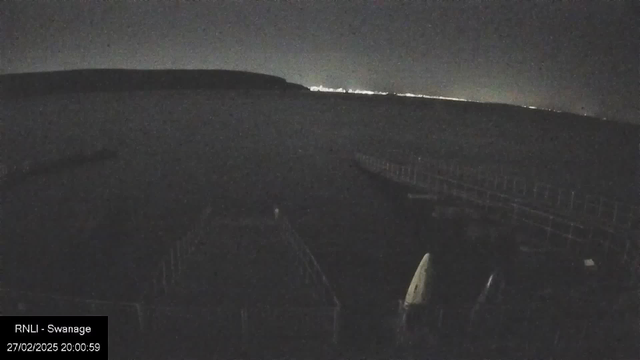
[0,69,310,98]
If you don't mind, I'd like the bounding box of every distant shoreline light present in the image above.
[309,85,564,114]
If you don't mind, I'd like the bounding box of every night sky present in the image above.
[2,0,638,123]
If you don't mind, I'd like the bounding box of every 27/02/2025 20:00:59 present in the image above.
[7,342,101,353]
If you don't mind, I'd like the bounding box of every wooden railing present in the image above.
[139,205,341,345]
[405,156,639,231]
[355,153,640,279]
[141,205,213,303]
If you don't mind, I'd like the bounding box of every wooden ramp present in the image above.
[155,218,321,308]
[141,209,340,358]
[410,156,639,232]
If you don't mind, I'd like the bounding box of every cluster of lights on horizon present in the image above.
[309,85,571,115]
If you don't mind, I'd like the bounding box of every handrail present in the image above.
[410,156,639,231]
[141,205,213,303]
[280,216,341,308]
[142,206,340,309]
[355,153,640,279]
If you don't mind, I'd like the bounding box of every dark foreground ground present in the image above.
[3,87,638,356]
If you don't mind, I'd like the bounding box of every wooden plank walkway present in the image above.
[155,219,320,308]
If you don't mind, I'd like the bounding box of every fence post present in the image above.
[570,191,575,211]
[622,238,630,264]
[583,195,589,214]
[161,263,167,295]
[241,308,249,350]
[524,306,532,352]
[546,216,553,246]
[151,279,157,299]
[569,224,574,242]
[544,184,549,202]
[597,196,604,218]
[556,189,563,208]
[186,232,193,254]
[135,303,145,332]
[333,306,341,345]
[176,241,181,275]
[170,249,175,285]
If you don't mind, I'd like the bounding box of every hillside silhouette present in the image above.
[0,69,309,98]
